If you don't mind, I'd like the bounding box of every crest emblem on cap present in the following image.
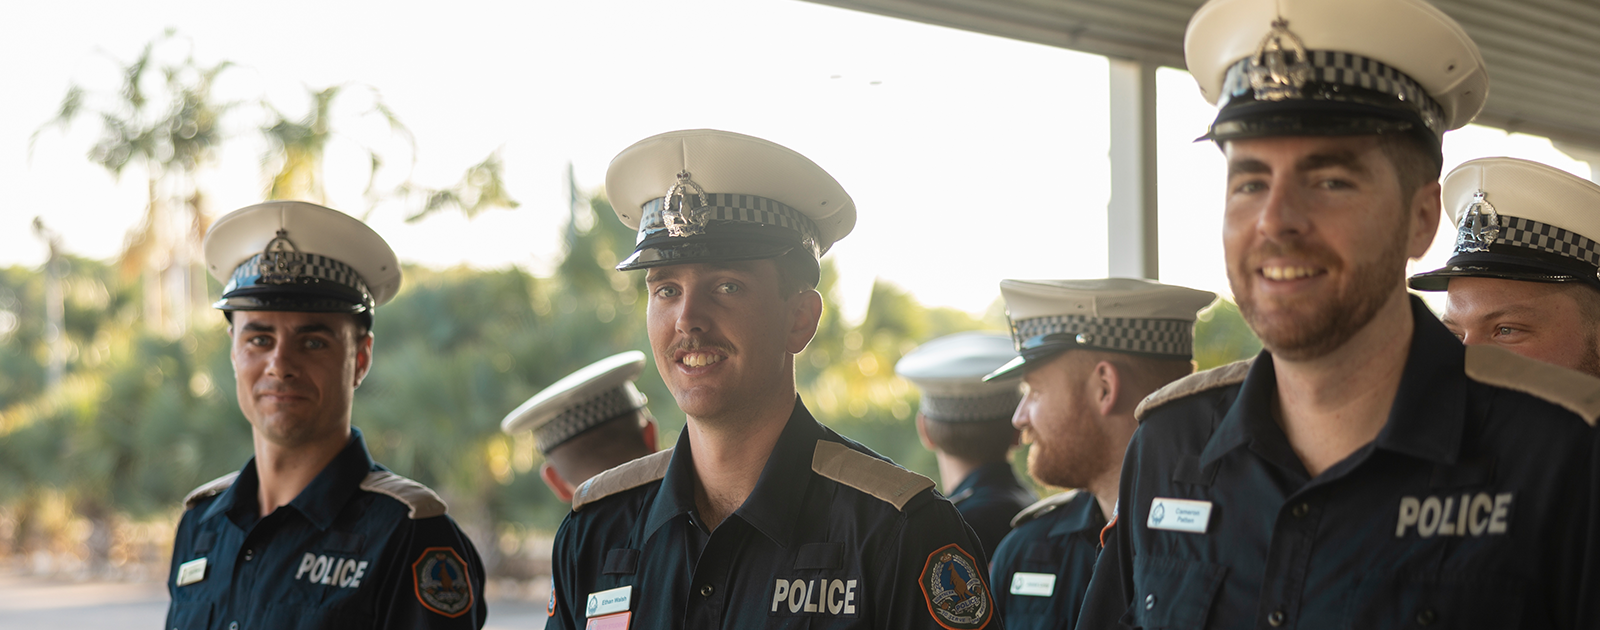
[1247,19,1312,102]
[259,229,307,285]
[1456,190,1501,253]
[661,171,711,238]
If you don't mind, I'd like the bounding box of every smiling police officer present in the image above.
[1076,0,1600,628]
[1411,157,1600,378]
[165,201,487,629]
[547,129,998,629]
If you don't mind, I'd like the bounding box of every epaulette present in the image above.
[1010,489,1081,528]
[572,449,673,512]
[1135,358,1254,421]
[1465,345,1600,427]
[183,472,240,511]
[811,440,935,512]
[360,471,448,519]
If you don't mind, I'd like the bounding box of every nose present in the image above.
[264,342,299,379]
[1256,176,1311,241]
[1011,397,1032,431]
[674,285,712,336]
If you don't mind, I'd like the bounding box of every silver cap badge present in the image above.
[259,229,306,285]
[1455,190,1500,253]
[1248,19,1313,102]
[661,171,710,238]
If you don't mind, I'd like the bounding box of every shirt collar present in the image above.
[1199,295,1467,470]
[1048,490,1108,539]
[199,427,377,531]
[642,397,822,548]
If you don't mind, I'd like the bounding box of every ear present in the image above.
[785,289,824,354]
[353,332,374,388]
[1406,180,1443,260]
[914,414,935,452]
[1091,360,1123,418]
[540,463,575,503]
[641,417,660,452]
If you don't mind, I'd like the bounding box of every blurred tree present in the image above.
[261,84,410,206]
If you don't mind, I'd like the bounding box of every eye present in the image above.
[303,338,328,350]
[653,285,680,299]
[1233,180,1266,194]
[247,335,272,347]
[1318,178,1354,190]
[1493,326,1520,338]
[717,282,741,294]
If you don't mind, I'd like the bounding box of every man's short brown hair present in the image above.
[922,416,1018,463]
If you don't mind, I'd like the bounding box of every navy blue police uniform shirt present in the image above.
[947,461,1036,563]
[548,398,1002,629]
[989,490,1104,630]
[1075,296,1600,630]
[165,428,488,629]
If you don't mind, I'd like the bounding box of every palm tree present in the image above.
[260,83,413,206]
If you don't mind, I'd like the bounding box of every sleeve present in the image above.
[371,514,489,629]
[546,514,582,630]
[876,492,1006,629]
[163,513,193,629]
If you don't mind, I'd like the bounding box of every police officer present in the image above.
[500,351,660,502]
[1076,0,1600,627]
[1410,157,1600,378]
[165,201,487,629]
[982,279,1213,630]
[548,129,998,629]
[896,332,1036,562]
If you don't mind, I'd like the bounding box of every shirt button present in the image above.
[700,584,714,597]
[229,622,239,630]
[1144,594,1156,610]
[1268,610,1286,626]
[1291,502,1310,518]
[243,549,255,561]
[1416,608,1437,626]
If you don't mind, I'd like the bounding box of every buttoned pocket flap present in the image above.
[1344,571,1523,629]
[1124,556,1227,629]
[603,549,639,575]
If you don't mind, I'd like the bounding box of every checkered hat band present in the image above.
[1011,315,1193,358]
[1460,215,1600,268]
[534,385,648,452]
[1222,50,1445,130]
[920,389,1023,423]
[230,252,371,296]
[640,193,820,244]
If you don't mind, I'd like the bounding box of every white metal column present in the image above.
[1107,58,1160,280]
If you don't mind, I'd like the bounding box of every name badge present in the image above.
[1009,572,1056,597]
[585,611,631,630]
[1148,497,1212,534]
[176,558,208,586]
[586,585,631,618]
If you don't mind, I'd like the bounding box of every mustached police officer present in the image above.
[547,130,998,629]
[500,351,660,502]
[896,332,1035,563]
[166,201,487,629]
[983,279,1213,630]
[1076,0,1600,628]
[1411,157,1600,378]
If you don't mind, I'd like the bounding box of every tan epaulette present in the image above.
[811,440,935,512]
[572,449,673,512]
[1465,345,1600,427]
[1010,489,1082,528]
[183,472,240,511]
[360,471,448,520]
[1135,358,1254,422]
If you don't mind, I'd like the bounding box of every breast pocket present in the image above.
[1343,572,1523,629]
[262,602,375,629]
[165,601,212,630]
[1122,556,1228,630]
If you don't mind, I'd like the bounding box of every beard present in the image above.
[1231,227,1409,362]
[1024,394,1111,490]
[1578,330,1600,380]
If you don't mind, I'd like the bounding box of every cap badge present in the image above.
[661,171,710,238]
[1248,19,1312,102]
[1456,190,1501,253]
[259,229,307,285]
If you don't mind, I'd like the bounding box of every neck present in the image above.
[1087,416,1134,522]
[253,426,351,517]
[685,390,796,531]
[1273,289,1415,477]
[934,453,988,495]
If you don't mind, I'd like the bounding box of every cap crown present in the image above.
[500,351,650,452]
[896,332,1022,422]
[203,201,402,308]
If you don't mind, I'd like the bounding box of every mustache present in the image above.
[668,337,733,356]
[1242,240,1338,268]
[253,381,313,398]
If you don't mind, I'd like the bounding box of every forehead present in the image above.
[1222,135,1386,165]
[645,259,778,282]
[230,310,359,333]
[1445,277,1583,313]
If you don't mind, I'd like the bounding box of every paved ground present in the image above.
[0,573,546,629]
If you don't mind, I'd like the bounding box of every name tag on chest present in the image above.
[1148,497,1212,534]
[1009,572,1056,597]
[176,558,207,586]
[586,585,631,617]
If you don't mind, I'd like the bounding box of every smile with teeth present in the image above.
[1261,266,1322,281]
[682,352,725,368]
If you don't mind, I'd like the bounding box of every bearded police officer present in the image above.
[896,332,1035,562]
[500,351,660,502]
[1410,157,1600,378]
[1077,0,1600,628]
[166,202,487,629]
[547,129,998,629]
[983,279,1213,630]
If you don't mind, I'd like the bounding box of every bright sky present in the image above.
[2,0,1592,319]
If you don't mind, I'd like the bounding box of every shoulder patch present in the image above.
[919,543,993,630]
[361,471,448,519]
[571,448,672,512]
[1135,358,1254,422]
[812,440,935,512]
[1465,344,1600,427]
[1010,489,1081,528]
[183,472,240,511]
